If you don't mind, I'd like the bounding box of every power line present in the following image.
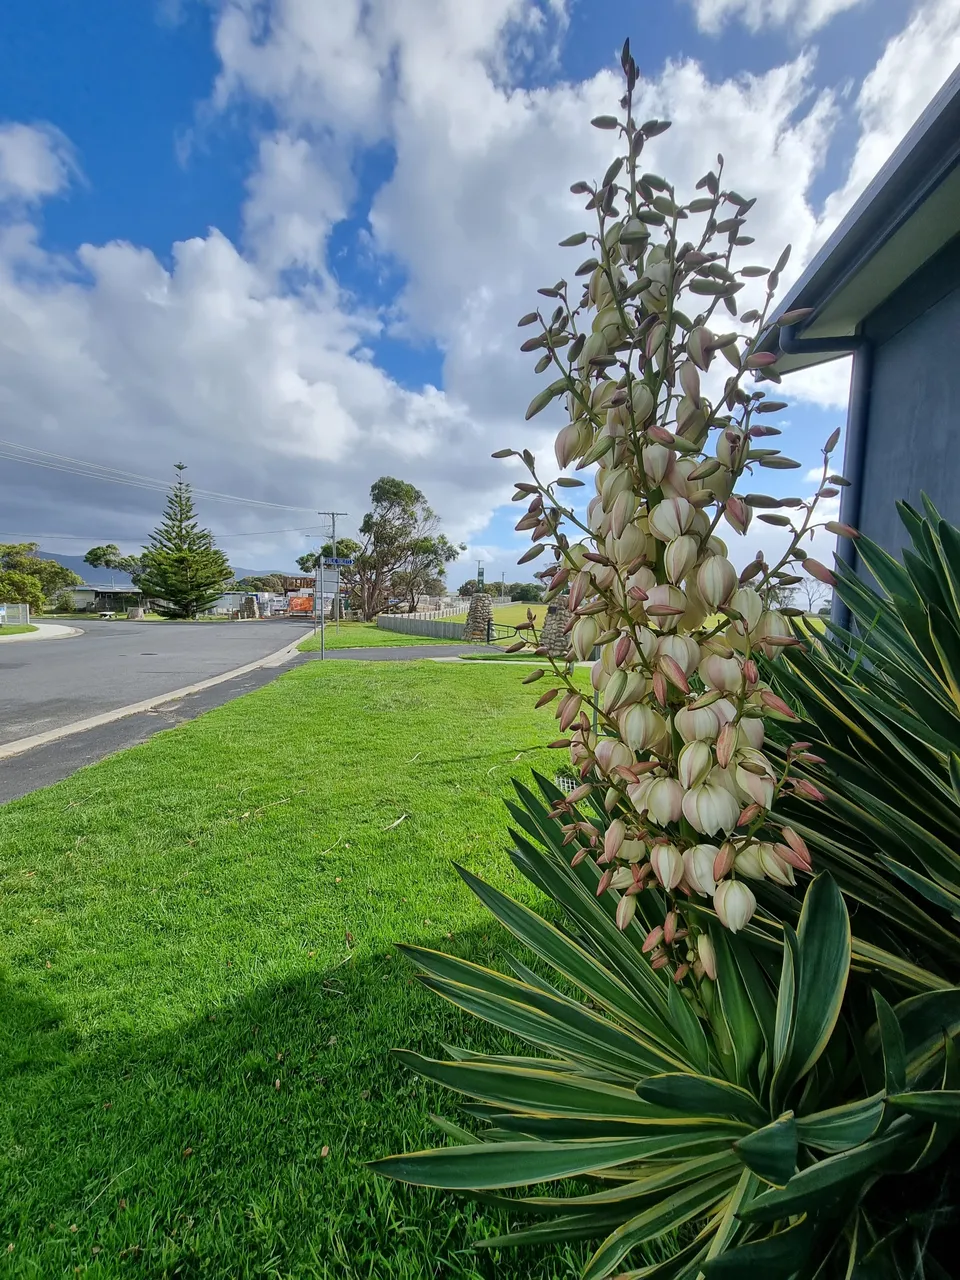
[0,439,320,513]
[0,525,327,542]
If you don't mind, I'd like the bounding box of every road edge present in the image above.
[0,632,309,761]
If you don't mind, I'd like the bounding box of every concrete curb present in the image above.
[0,633,307,761]
[0,623,83,644]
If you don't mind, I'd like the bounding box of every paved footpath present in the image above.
[0,638,498,804]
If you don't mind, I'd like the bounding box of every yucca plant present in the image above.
[767,497,960,988]
[373,775,960,1277]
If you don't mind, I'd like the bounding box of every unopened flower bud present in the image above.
[603,819,625,862]
[724,495,751,535]
[697,556,737,609]
[697,932,717,979]
[610,489,637,539]
[678,741,712,790]
[730,587,763,634]
[735,842,765,880]
[664,535,698,584]
[683,844,719,896]
[713,842,736,879]
[713,879,756,933]
[735,749,776,809]
[572,616,600,661]
[650,843,683,890]
[642,443,673,486]
[759,842,796,886]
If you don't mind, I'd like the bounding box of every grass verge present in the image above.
[0,661,588,1279]
[0,625,38,637]
[297,622,465,652]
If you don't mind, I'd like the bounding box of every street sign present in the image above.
[324,558,354,566]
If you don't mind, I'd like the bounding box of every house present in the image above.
[70,585,143,612]
[760,66,960,626]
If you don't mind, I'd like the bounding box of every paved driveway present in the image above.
[0,617,312,747]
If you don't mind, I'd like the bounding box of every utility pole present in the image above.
[316,510,348,650]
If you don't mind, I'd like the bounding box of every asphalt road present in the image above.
[0,617,313,747]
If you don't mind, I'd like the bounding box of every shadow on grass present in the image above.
[0,927,590,1280]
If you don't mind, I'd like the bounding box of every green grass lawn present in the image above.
[0,624,38,636]
[448,603,547,628]
[0,661,588,1279]
[298,622,463,652]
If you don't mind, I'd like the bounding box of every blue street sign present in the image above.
[324,558,354,566]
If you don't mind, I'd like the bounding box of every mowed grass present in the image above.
[448,604,547,628]
[298,622,462,652]
[0,625,38,637]
[0,661,589,1279]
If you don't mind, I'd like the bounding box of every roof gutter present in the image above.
[778,324,872,632]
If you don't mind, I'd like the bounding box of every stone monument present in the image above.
[463,592,493,642]
[539,595,573,658]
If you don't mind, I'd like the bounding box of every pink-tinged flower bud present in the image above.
[648,497,695,543]
[659,654,690,694]
[756,611,793,660]
[675,704,720,744]
[610,490,638,539]
[591,660,608,694]
[651,953,670,970]
[759,688,797,720]
[570,846,590,867]
[616,894,638,930]
[774,842,812,873]
[567,570,590,613]
[642,443,673,486]
[698,653,743,693]
[735,749,776,809]
[673,962,689,984]
[697,556,737,609]
[647,777,684,827]
[793,778,826,802]
[678,741,712,790]
[627,567,657,600]
[713,879,756,933]
[715,721,736,769]
[603,671,628,715]
[734,842,765,880]
[724,495,751,535]
[657,634,700,677]
[713,842,736,880]
[642,925,664,953]
[596,869,613,896]
[781,826,811,861]
[697,933,717,979]
[572,616,600,661]
[559,692,583,732]
[804,558,835,586]
[738,803,762,827]
[614,633,636,668]
[664,535,698,584]
[652,670,667,706]
[716,430,741,469]
[681,777,740,836]
[663,911,678,944]
[650,843,683,889]
[604,819,626,862]
[759,842,796,886]
[743,658,759,686]
[683,844,718,896]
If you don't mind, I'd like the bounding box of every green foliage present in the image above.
[233,574,285,592]
[84,543,143,586]
[458,580,500,598]
[0,568,45,611]
[376,775,959,1278]
[137,464,233,619]
[1,543,83,597]
[770,496,960,987]
[508,583,543,603]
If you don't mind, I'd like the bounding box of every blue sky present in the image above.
[0,0,955,580]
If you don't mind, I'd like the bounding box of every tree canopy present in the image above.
[1,543,83,599]
[84,544,144,585]
[137,465,233,618]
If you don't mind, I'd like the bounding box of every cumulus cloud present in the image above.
[0,122,79,206]
[0,0,957,573]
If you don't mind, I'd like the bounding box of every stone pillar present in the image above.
[540,596,573,658]
[463,592,493,642]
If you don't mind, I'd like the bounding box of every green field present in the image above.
[0,661,589,1279]
[297,621,461,652]
[0,624,38,636]
[448,603,547,628]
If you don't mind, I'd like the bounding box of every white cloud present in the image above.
[0,122,78,205]
[688,0,866,37]
[0,0,956,571]
[819,0,960,236]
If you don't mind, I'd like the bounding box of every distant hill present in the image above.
[37,551,276,588]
